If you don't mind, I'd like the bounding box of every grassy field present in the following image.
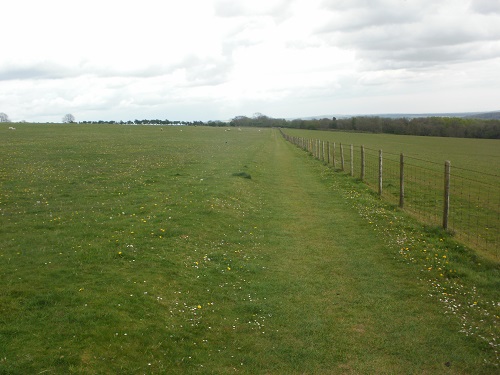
[282,129,500,259]
[1,124,499,373]
[281,129,499,173]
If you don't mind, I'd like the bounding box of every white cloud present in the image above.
[1,0,499,122]
[214,0,292,20]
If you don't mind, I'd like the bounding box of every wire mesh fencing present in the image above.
[449,167,499,254]
[280,130,499,259]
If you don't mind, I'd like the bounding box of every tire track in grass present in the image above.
[245,129,492,373]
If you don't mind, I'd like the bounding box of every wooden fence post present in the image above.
[350,144,354,177]
[327,141,330,164]
[340,143,345,171]
[443,161,451,230]
[361,145,365,181]
[378,149,383,196]
[399,153,404,208]
[333,142,336,169]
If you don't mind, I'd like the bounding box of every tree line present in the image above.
[3,110,499,138]
[228,113,500,139]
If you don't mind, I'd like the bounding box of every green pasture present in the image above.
[282,129,500,259]
[281,129,499,173]
[0,124,498,373]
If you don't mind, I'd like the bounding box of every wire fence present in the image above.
[281,131,499,259]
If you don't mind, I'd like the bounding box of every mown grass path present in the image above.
[234,130,494,374]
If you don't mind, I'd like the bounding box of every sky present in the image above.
[1,0,500,123]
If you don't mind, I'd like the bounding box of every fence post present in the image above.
[333,142,336,169]
[378,149,383,196]
[361,145,365,181]
[327,141,330,164]
[349,145,353,176]
[322,141,325,162]
[399,153,404,208]
[443,161,451,230]
[340,143,345,171]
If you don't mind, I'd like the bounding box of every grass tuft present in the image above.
[232,171,252,179]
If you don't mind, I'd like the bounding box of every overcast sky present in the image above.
[1,0,500,122]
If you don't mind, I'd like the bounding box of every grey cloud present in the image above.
[337,22,497,51]
[316,0,500,70]
[96,65,176,79]
[359,46,476,70]
[0,61,75,81]
[470,0,500,15]
[0,60,183,82]
[319,2,424,32]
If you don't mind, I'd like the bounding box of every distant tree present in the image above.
[0,112,10,122]
[62,114,76,123]
[230,116,251,127]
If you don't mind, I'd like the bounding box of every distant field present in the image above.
[0,124,498,373]
[283,129,500,259]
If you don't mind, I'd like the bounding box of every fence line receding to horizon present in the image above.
[280,130,499,259]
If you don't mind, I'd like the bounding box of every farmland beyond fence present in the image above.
[280,130,499,259]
